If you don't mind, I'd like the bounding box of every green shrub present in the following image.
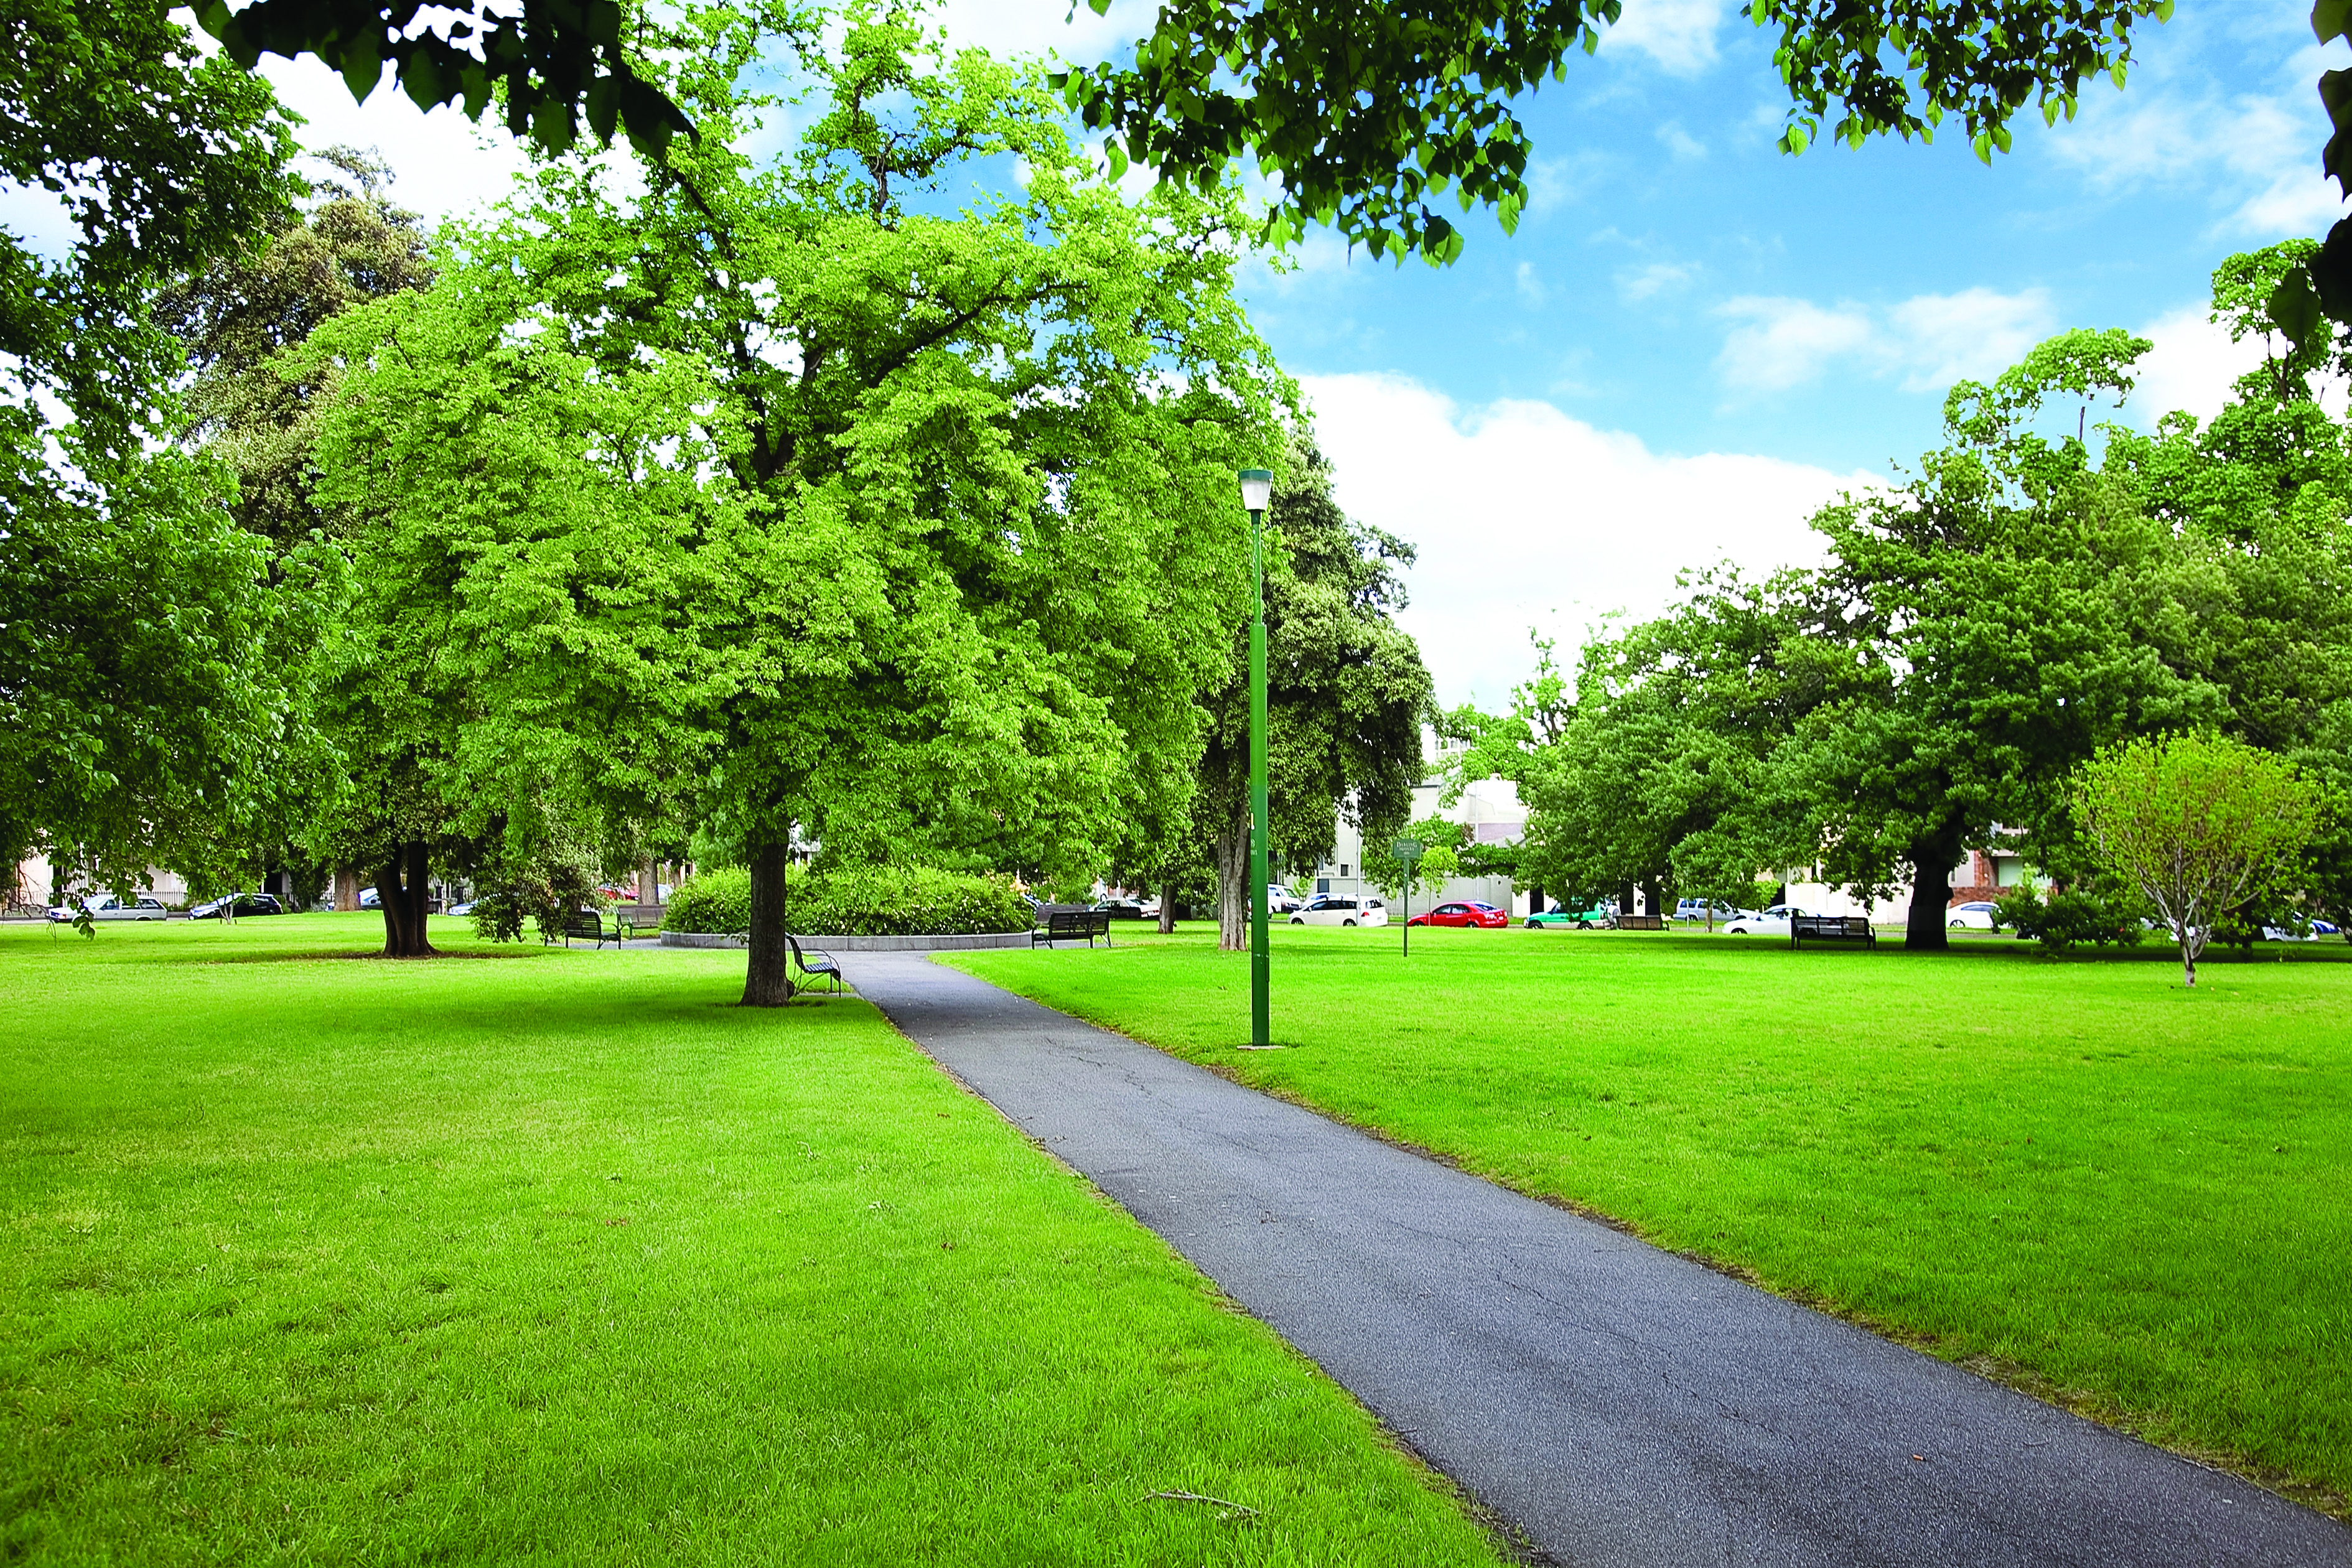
[660,864,1030,936]
[661,866,752,934]
[470,855,602,943]
[1994,886,2147,952]
[796,866,1030,936]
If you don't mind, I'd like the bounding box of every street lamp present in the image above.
[1239,467,1274,1048]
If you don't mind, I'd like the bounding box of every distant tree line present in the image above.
[1442,245,2352,952]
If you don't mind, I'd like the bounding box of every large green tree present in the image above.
[303,6,1288,986]
[1,0,301,901]
[1165,437,1433,950]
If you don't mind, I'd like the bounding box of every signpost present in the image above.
[1391,836,1423,956]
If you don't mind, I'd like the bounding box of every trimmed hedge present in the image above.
[661,865,1029,936]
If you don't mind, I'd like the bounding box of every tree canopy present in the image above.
[1,1,304,900]
[299,7,1290,984]
[192,0,2177,264]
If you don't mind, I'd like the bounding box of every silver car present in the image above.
[49,895,169,922]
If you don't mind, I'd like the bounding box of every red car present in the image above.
[1405,900,1511,929]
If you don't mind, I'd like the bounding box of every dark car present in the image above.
[1094,897,1152,920]
[1406,900,1511,929]
[190,892,284,920]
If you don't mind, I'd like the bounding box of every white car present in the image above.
[1722,903,1806,936]
[49,895,169,922]
[1947,900,1999,931]
[1289,895,1389,928]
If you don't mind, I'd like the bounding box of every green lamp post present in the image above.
[1239,467,1274,1048]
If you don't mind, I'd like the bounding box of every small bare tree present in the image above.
[2073,734,2318,988]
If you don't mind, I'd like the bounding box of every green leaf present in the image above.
[2268,264,2325,353]
[2317,0,2352,44]
[340,40,382,105]
[402,50,445,114]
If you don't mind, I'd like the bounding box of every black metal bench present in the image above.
[1033,907,1113,948]
[1791,915,1875,949]
[787,933,846,994]
[560,909,632,948]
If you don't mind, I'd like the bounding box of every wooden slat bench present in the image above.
[1791,915,1876,949]
[1616,914,1666,932]
[1032,907,1113,948]
[560,909,632,948]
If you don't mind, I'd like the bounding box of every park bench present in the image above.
[1791,915,1876,950]
[787,933,846,995]
[1617,914,1665,932]
[559,908,633,948]
[1032,907,1113,948]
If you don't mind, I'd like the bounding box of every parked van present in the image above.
[1289,895,1389,928]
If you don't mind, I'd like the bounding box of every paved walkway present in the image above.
[847,953,2350,1568]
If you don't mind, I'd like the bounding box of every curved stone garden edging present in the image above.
[658,930,1030,951]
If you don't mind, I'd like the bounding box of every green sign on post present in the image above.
[1391,837,1423,955]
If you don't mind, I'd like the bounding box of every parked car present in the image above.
[1526,903,1616,930]
[1946,900,1999,931]
[1289,895,1389,928]
[446,900,478,918]
[1722,904,1808,936]
[1406,900,1510,929]
[1269,886,1305,914]
[1094,897,1152,920]
[190,892,285,920]
[49,895,169,922]
[1672,898,1747,923]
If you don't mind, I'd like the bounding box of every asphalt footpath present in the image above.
[846,951,2351,1568]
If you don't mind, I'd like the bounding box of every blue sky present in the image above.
[11,1,2336,707]
[1238,0,2330,474]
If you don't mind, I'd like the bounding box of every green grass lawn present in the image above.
[948,923,2352,1518]
[0,915,1508,1566]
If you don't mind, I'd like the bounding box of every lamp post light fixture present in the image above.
[1238,467,1274,1048]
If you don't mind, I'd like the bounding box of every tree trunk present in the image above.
[743,836,794,1006]
[333,869,359,912]
[1904,842,1957,951]
[1640,875,1663,924]
[376,841,436,958]
[1215,805,1248,952]
[1157,882,1177,935]
[1617,880,1636,918]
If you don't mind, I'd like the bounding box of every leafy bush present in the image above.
[471,859,604,943]
[795,866,1030,936]
[661,866,752,934]
[660,864,1030,936]
[1994,886,2146,952]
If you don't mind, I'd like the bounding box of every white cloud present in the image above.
[1525,151,1611,215]
[1598,0,1726,77]
[2045,76,2344,238]
[259,57,534,226]
[1301,373,1869,708]
[1655,121,1708,161]
[1515,262,1547,305]
[1883,287,2058,391]
[1617,259,1697,301]
[1714,287,2056,395]
[2124,304,2266,426]
[1713,297,1878,391]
